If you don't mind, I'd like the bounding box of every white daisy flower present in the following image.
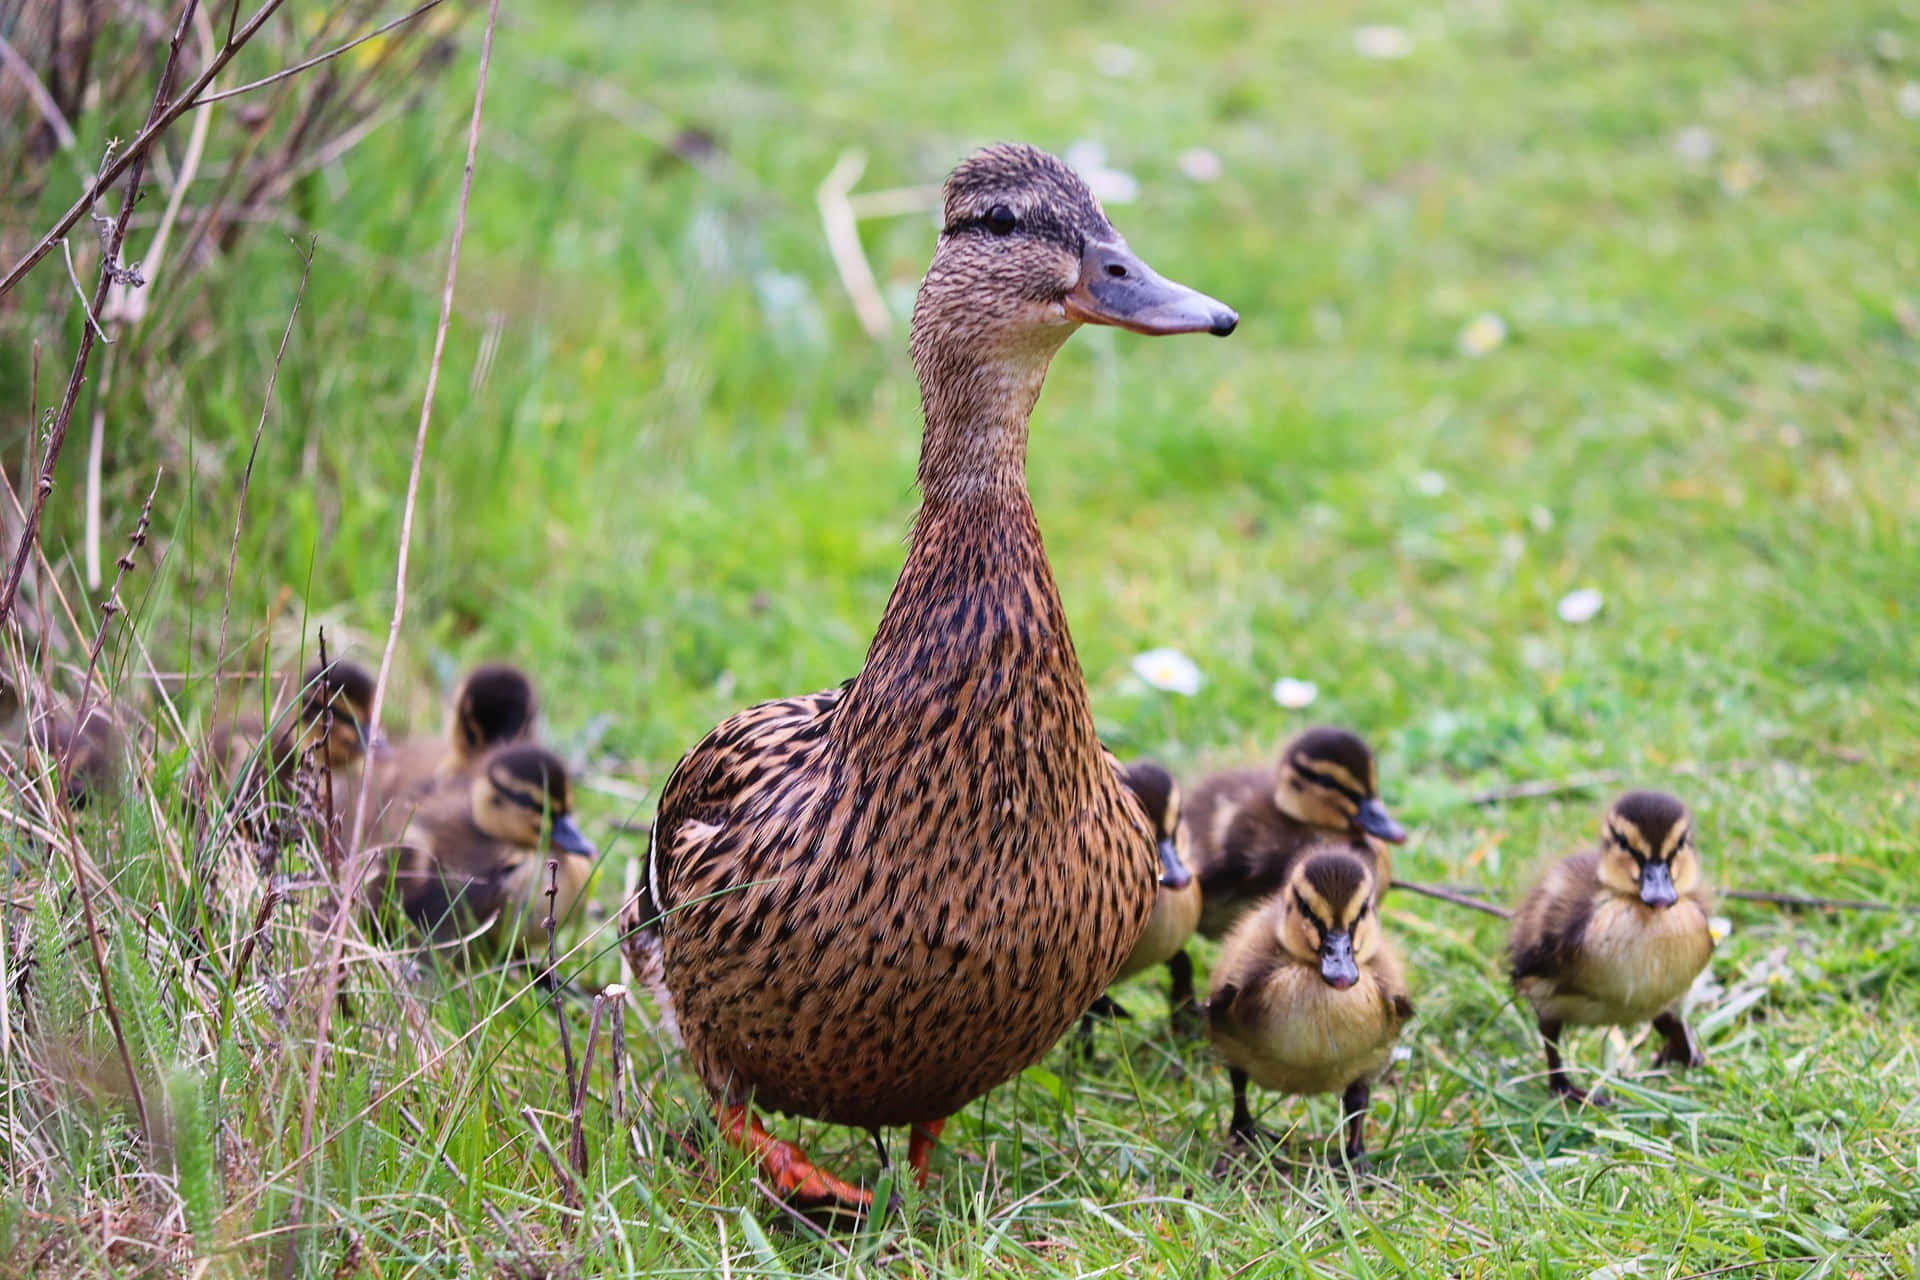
[1352,25,1414,60]
[1672,125,1715,166]
[1413,470,1448,496]
[1556,587,1604,624]
[1899,82,1920,119]
[1457,312,1508,357]
[1271,677,1319,709]
[1708,915,1733,944]
[1065,140,1139,205]
[1093,43,1143,78]
[1132,648,1203,696]
[1177,147,1224,183]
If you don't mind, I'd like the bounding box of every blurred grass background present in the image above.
[3,0,1918,1273]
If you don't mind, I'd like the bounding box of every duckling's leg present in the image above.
[1227,1068,1282,1145]
[1650,1011,1705,1069]
[1166,951,1205,1036]
[907,1119,945,1188]
[1337,1080,1372,1173]
[1539,1019,1595,1105]
[717,1104,873,1217]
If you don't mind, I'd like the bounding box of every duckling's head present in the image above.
[1597,790,1699,910]
[1277,846,1381,990]
[1273,726,1407,845]
[298,659,375,767]
[1119,759,1190,890]
[912,144,1236,374]
[450,663,539,761]
[469,743,596,860]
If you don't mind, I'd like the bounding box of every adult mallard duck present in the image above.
[1508,790,1714,1103]
[621,143,1236,1215]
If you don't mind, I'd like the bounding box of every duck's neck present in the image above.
[842,338,1097,765]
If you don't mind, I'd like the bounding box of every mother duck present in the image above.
[623,143,1236,1215]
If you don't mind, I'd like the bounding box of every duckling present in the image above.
[620,143,1235,1216]
[364,742,597,960]
[1169,727,1407,1012]
[1208,846,1413,1170]
[362,661,540,808]
[1081,760,1198,1033]
[206,660,378,802]
[21,702,125,812]
[1508,790,1714,1103]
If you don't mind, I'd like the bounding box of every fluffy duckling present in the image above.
[21,702,125,812]
[1082,761,1199,1031]
[201,658,375,806]
[364,742,596,959]
[1508,790,1714,1103]
[1170,727,1406,1011]
[1208,846,1413,1169]
[365,662,540,805]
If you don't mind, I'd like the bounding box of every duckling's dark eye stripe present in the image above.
[1294,762,1366,805]
[1294,892,1327,940]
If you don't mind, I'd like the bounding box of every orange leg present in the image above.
[717,1104,873,1216]
[907,1118,946,1189]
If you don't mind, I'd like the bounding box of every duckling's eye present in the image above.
[985,205,1018,236]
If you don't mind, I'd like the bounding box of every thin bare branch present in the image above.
[1721,889,1918,914]
[0,0,289,302]
[1391,879,1514,920]
[60,239,112,344]
[193,0,447,106]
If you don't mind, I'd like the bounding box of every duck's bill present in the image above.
[1639,859,1678,908]
[1064,238,1238,336]
[1356,798,1409,845]
[550,814,597,858]
[1157,835,1192,890]
[1319,931,1359,989]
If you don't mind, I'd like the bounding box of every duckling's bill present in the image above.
[1158,834,1191,889]
[550,814,596,858]
[1062,237,1238,336]
[1355,797,1408,844]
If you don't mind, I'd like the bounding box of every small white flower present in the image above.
[1672,125,1715,166]
[1529,504,1555,532]
[1390,1045,1412,1063]
[1898,82,1920,119]
[1413,470,1448,496]
[1556,587,1605,624]
[1271,677,1319,709]
[1708,915,1733,944]
[1352,25,1414,60]
[1457,312,1508,357]
[1132,648,1203,696]
[1065,140,1139,205]
[1177,147,1223,183]
[1093,43,1143,78]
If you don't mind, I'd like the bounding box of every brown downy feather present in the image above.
[622,143,1235,1132]
[1185,726,1405,939]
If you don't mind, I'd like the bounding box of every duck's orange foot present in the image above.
[717,1104,873,1218]
[907,1118,946,1189]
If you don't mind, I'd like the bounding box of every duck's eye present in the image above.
[985,205,1018,236]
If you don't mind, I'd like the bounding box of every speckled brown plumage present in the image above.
[621,144,1235,1199]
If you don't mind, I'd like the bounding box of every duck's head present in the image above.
[469,743,596,860]
[1277,846,1381,990]
[298,659,375,767]
[1272,726,1407,845]
[1119,759,1190,890]
[912,143,1236,372]
[450,663,539,762]
[1597,790,1699,910]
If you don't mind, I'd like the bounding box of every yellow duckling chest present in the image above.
[1212,966,1403,1097]
[1115,880,1201,979]
[1561,898,1713,1026]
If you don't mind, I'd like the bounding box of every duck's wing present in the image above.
[1507,851,1600,986]
[622,682,849,939]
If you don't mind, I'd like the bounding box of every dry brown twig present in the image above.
[1392,879,1513,920]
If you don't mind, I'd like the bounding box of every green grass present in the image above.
[4,0,1920,1274]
